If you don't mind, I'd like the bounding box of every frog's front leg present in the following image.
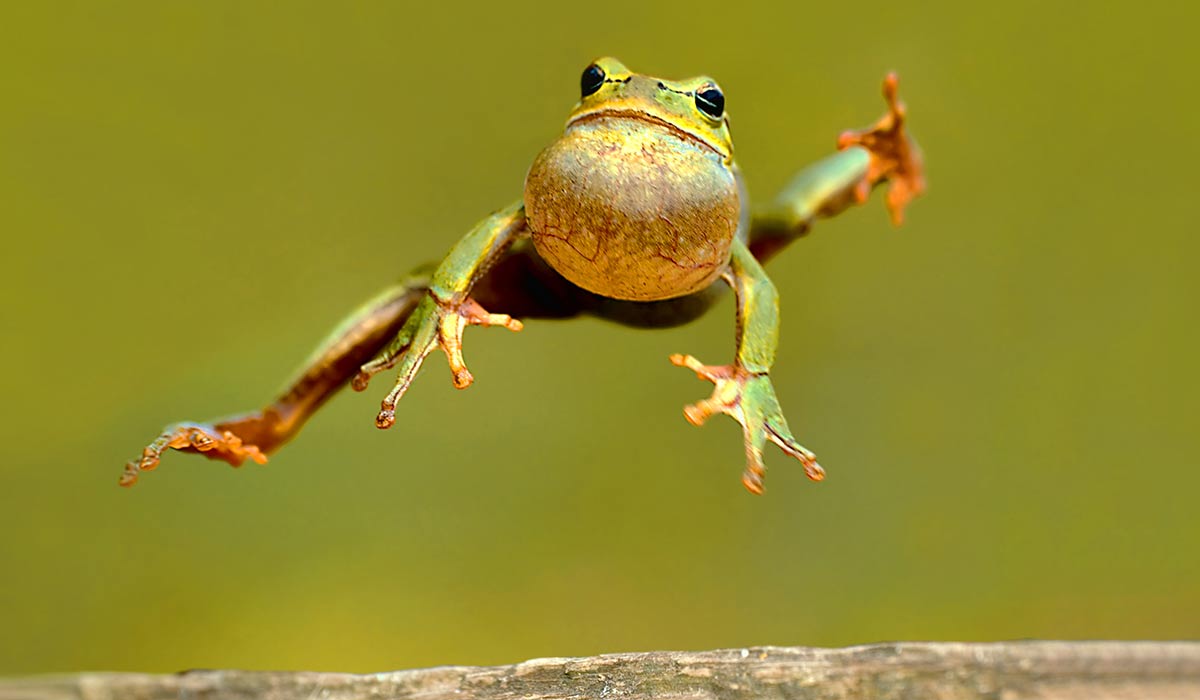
[353,201,526,428]
[671,239,823,494]
[749,73,925,263]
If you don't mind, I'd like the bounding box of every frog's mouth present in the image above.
[568,108,730,160]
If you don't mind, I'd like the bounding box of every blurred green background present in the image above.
[2,1,1197,675]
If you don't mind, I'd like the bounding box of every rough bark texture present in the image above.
[5,642,1198,700]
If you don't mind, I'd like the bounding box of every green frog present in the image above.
[122,57,924,494]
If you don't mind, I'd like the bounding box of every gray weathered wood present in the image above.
[4,642,1198,700]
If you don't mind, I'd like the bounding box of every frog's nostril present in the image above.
[657,81,667,91]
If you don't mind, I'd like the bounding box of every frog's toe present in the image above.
[373,354,429,429]
[353,352,403,393]
[740,427,770,495]
[670,354,736,425]
[121,422,267,487]
[763,416,825,482]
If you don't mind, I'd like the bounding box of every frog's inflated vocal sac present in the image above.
[123,57,924,494]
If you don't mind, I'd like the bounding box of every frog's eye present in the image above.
[695,85,725,120]
[581,64,606,98]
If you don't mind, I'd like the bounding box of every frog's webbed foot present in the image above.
[352,294,523,429]
[121,421,268,487]
[670,354,824,494]
[837,72,926,225]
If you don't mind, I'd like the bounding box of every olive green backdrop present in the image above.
[1,1,1196,675]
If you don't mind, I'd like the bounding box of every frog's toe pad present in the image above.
[121,423,267,487]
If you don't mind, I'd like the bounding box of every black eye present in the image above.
[695,86,725,119]
[581,64,605,97]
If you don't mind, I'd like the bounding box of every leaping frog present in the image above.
[122,57,924,494]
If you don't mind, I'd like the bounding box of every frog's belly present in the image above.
[524,118,740,302]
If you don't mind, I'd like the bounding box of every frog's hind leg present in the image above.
[122,220,588,487]
[121,275,430,486]
[749,73,925,263]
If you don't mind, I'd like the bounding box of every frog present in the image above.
[121,57,924,494]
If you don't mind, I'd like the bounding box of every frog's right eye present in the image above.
[581,64,606,97]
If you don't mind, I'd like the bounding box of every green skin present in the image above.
[122,59,923,494]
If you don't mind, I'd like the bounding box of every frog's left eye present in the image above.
[695,85,725,120]
[581,64,606,97]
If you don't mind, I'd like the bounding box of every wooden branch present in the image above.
[7,642,1199,700]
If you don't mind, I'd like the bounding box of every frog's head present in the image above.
[568,57,734,164]
[524,58,742,302]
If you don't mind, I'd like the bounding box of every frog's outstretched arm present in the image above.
[671,239,823,494]
[120,276,429,486]
[351,201,526,429]
[749,73,925,263]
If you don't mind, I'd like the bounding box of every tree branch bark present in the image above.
[6,641,1198,700]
